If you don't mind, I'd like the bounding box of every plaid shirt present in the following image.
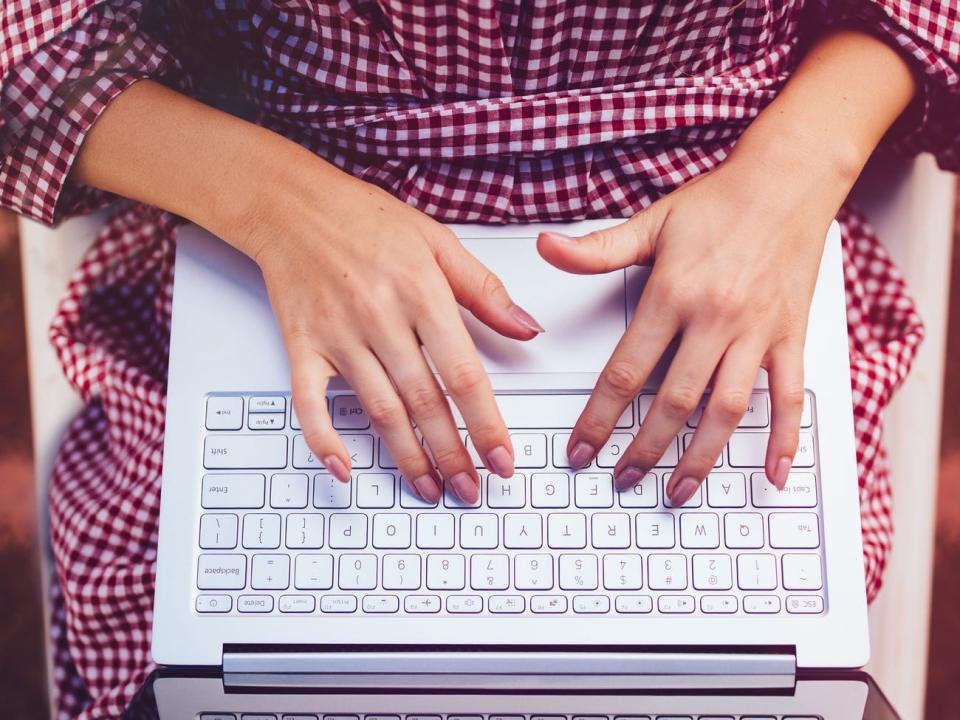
[1,1,956,717]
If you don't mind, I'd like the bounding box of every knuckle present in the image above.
[302,427,333,455]
[629,442,665,471]
[364,395,405,429]
[660,383,701,418]
[681,446,720,474]
[711,389,750,424]
[430,443,469,470]
[395,449,430,474]
[575,412,613,443]
[479,269,507,301]
[779,385,806,411]
[444,360,487,398]
[601,360,644,398]
[405,382,447,419]
[466,419,506,447]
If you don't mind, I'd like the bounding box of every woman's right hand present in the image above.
[237,169,543,504]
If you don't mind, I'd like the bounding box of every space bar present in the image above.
[450,394,633,430]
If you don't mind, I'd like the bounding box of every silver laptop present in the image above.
[153,220,868,684]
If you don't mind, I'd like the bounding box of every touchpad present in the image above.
[458,236,627,374]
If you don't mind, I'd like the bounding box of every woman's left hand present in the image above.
[537,155,835,507]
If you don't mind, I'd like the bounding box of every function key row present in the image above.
[195,591,825,617]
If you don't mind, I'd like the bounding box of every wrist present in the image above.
[723,117,862,221]
[202,127,341,262]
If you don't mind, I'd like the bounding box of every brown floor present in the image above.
[0,201,958,716]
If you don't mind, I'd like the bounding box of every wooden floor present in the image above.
[0,204,958,717]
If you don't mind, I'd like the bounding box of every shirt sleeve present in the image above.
[812,1,960,172]
[0,1,189,225]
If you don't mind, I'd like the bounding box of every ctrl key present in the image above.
[195,594,232,613]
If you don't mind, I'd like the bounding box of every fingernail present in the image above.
[449,471,479,504]
[486,445,514,478]
[568,441,596,469]
[323,455,351,484]
[508,304,545,334]
[541,230,578,244]
[615,465,645,491]
[412,474,441,503]
[670,476,700,506]
[772,456,792,490]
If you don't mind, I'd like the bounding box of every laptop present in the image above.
[122,669,901,719]
[153,219,868,685]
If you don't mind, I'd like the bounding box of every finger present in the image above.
[371,328,481,505]
[567,289,678,469]
[340,350,442,503]
[614,329,726,493]
[536,202,665,275]
[765,340,805,489]
[430,231,544,340]
[666,341,765,505]
[287,338,351,483]
[416,301,514,479]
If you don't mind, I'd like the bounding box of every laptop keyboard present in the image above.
[195,391,826,617]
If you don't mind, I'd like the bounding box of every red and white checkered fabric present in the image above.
[1,1,955,717]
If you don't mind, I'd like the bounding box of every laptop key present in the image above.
[404,595,440,613]
[547,513,587,548]
[285,513,324,549]
[657,595,695,613]
[251,554,290,590]
[531,595,568,613]
[195,594,232,613]
[615,595,653,614]
[489,594,525,613]
[204,434,287,469]
[382,554,421,590]
[531,472,570,507]
[752,472,817,507]
[446,594,482,613]
[574,472,614,508]
[514,554,554,590]
[559,554,598,590]
[362,595,400,613]
[320,594,357,613]
[201,473,265,509]
[270,473,308,508]
[199,513,238,549]
[313,474,351,508]
[573,595,610,613]
[237,595,273,613]
[510,434,548,468]
[700,595,738,614]
[338,554,377,589]
[743,595,782,613]
[488,473,526,508]
[426,554,466,590]
[205,395,243,430]
[279,595,315,613]
[769,512,820,549]
[786,595,825,614]
[294,554,333,590]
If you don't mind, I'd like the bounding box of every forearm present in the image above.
[728,28,917,216]
[72,80,344,257]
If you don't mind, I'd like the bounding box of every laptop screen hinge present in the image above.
[222,648,796,691]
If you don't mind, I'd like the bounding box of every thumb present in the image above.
[433,234,545,341]
[537,201,665,274]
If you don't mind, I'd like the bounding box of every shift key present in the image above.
[204,434,287,469]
